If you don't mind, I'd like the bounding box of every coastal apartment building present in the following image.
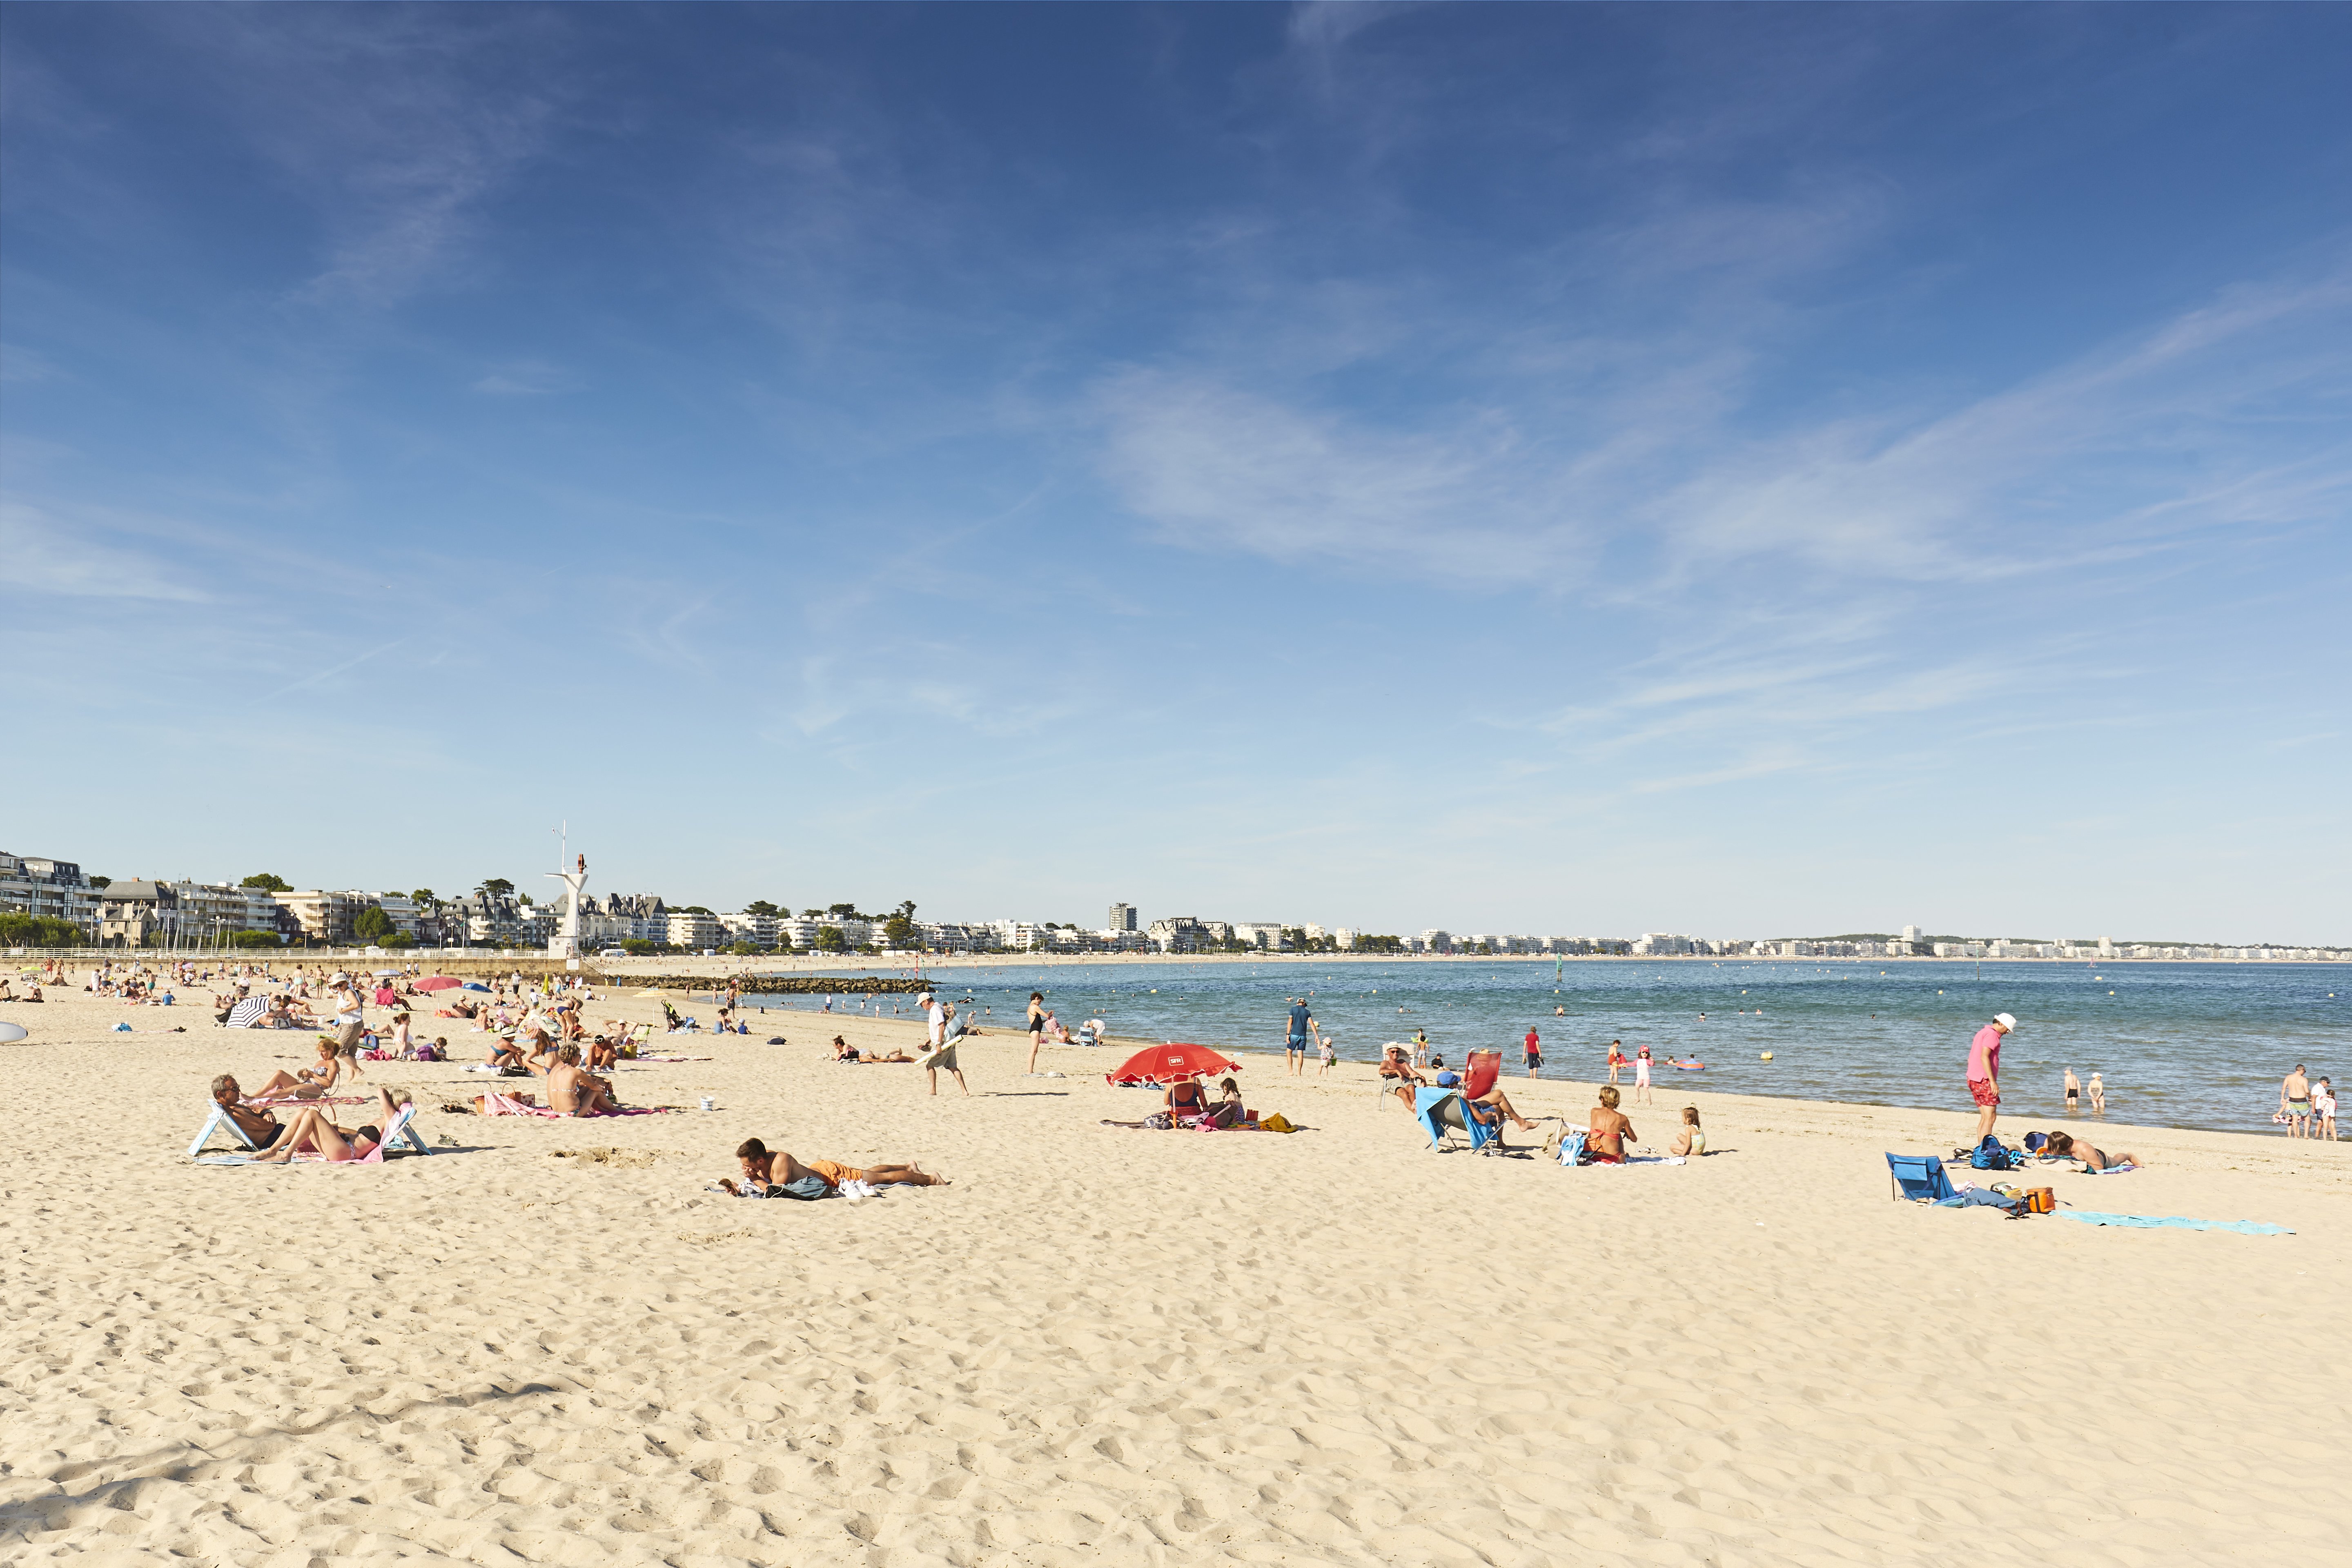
[665,911,724,949]
[0,851,101,930]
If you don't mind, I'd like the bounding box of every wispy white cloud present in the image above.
[0,501,205,601]
[472,361,580,396]
[1095,262,2352,597]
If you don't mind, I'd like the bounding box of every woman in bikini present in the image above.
[1587,1084,1637,1163]
[241,1039,346,1100]
[245,1085,414,1164]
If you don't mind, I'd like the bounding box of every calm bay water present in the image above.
[744,958,2348,1136]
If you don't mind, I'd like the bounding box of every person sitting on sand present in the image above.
[1668,1106,1707,1157]
[241,1038,346,1100]
[1166,1076,1213,1120]
[831,1034,861,1062]
[1201,1076,1250,1127]
[586,1034,618,1071]
[246,1085,416,1165]
[547,1043,620,1116]
[1587,1085,1637,1164]
[722,1137,947,1196]
[2042,1131,2144,1172]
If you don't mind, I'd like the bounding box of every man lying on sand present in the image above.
[2042,1131,2145,1172]
[717,1136,948,1197]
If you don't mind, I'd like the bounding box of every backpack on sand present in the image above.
[1968,1134,2014,1172]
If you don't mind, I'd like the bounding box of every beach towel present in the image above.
[478,1090,677,1118]
[2056,1213,2292,1235]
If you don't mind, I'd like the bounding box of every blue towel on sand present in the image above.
[2057,1212,2292,1235]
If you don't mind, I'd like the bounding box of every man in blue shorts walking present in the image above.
[1285,997,1318,1077]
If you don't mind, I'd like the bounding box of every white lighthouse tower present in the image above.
[546,827,588,960]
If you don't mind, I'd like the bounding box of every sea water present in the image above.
[745,958,2348,1136]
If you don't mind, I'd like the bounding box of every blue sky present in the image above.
[5,3,2348,942]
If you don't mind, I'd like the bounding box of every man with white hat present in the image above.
[1967,1013,2018,1142]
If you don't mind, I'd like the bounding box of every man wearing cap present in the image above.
[1968,1013,2016,1140]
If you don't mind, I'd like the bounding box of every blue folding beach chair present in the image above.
[1886,1152,1959,1203]
[1415,1087,1499,1154]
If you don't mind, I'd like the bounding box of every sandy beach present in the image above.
[3,976,2347,1566]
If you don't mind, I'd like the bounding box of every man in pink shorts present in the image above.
[1967,1012,2016,1141]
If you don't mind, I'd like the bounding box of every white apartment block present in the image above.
[666,911,724,949]
[719,912,778,945]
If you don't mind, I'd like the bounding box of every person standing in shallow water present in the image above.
[2065,1067,2081,1112]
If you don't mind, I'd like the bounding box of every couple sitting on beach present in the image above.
[210,1073,412,1163]
[1165,1075,1249,1127]
[715,1137,948,1199]
[1381,1047,1541,1138]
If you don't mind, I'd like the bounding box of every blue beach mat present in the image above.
[2057,1212,2293,1236]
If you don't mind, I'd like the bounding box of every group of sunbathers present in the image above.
[481,1031,624,1114]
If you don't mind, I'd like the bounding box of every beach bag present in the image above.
[1969,1135,2013,1171]
[2023,1187,2055,1214]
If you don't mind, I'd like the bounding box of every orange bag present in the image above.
[2024,1187,2055,1214]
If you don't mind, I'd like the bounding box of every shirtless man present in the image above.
[548,1044,619,1116]
[724,1136,947,1195]
[209,1073,293,1149]
[1587,1084,1637,1163]
[2281,1065,2311,1138]
[2042,1131,2145,1172]
[1379,1047,1426,1109]
[2064,1067,2081,1112]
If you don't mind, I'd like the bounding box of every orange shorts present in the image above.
[805,1159,864,1188]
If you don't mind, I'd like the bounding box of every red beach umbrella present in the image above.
[414,976,463,992]
[1105,1042,1240,1085]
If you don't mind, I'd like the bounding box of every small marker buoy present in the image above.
[1760,1051,1774,1061]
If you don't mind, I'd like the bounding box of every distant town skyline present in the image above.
[8,848,2342,958]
